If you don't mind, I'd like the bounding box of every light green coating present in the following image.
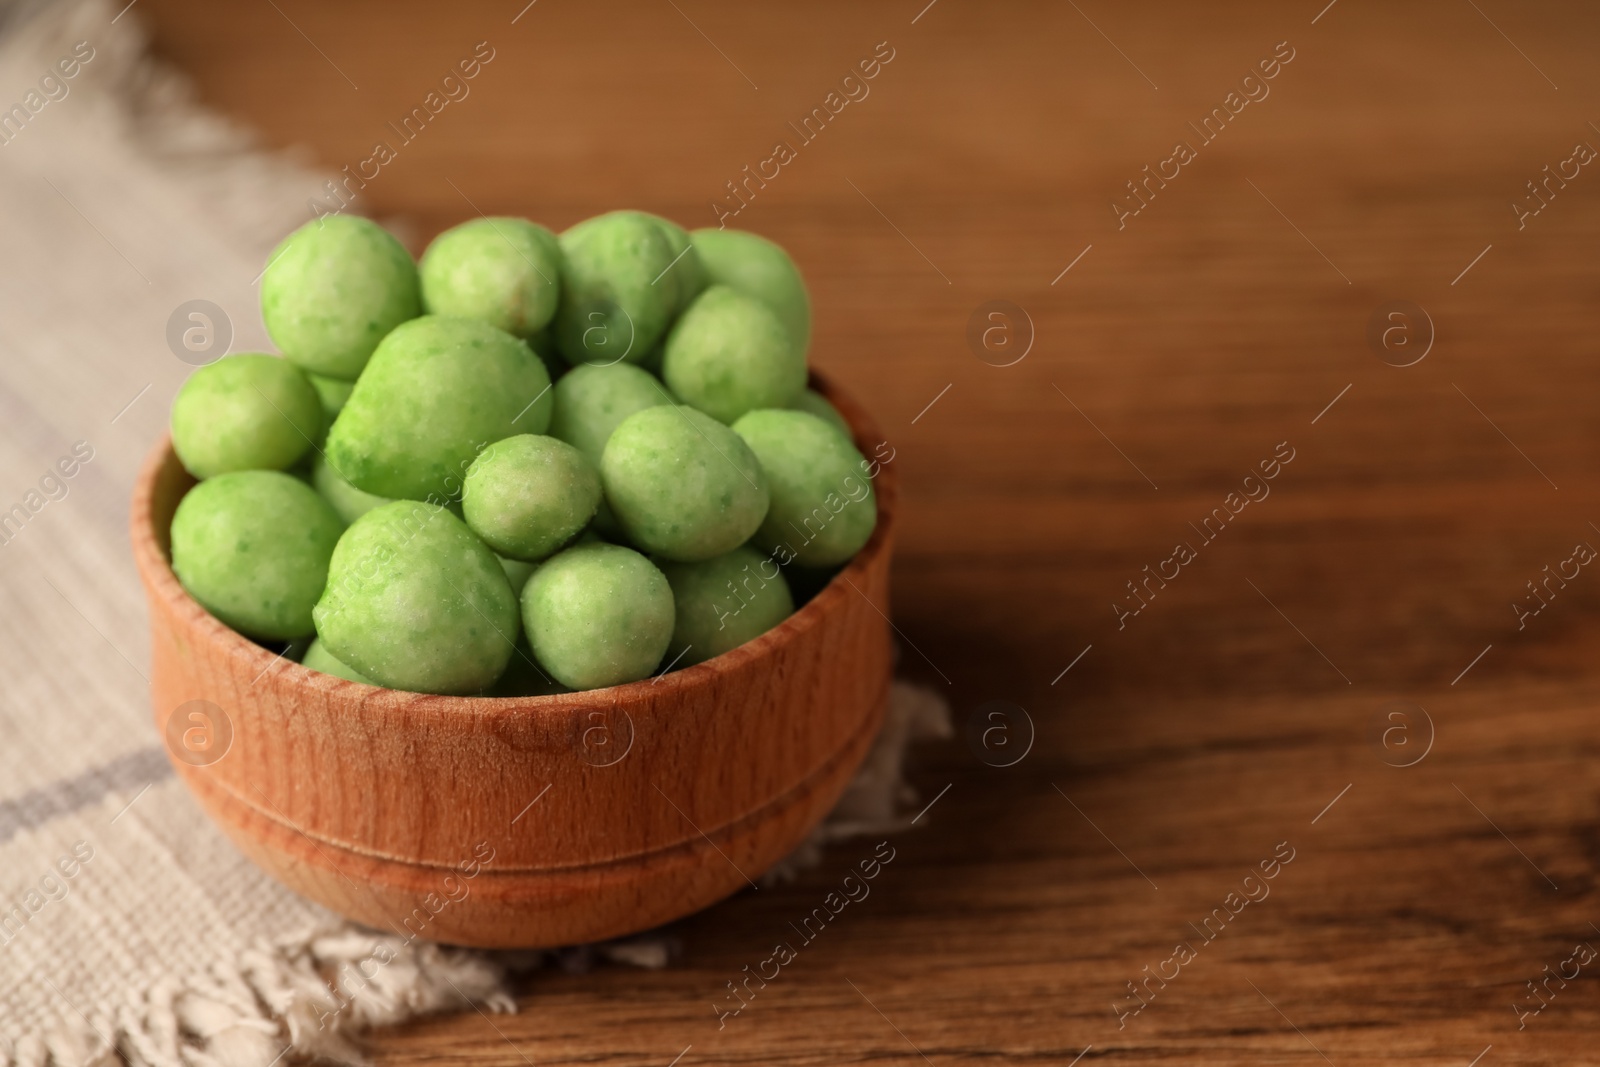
[549,362,675,465]
[301,637,374,684]
[170,354,322,479]
[261,216,421,380]
[324,315,552,501]
[658,544,794,666]
[791,388,850,436]
[311,453,391,524]
[313,501,518,695]
[420,217,563,338]
[662,285,805,424]
[690,228,812,357]
[520,541,674,689]
[462,434,601,561]
[553,212,681,366]
[170,470,343,640]
[732,409,877,567]
[601,405,769,562]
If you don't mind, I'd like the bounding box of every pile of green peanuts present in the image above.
[166,211,882,696]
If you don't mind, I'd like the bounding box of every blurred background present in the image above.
[5,0,1600,1062]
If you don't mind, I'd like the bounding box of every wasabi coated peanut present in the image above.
[521,541,674,689]
[549,362,675,463]
[462,434,601,561]
[325,315,553,500]
[311,453,391,524]
[658,544,794,667]
[662,285,805,424]
[171,354,322,478]
[170,470,344,640]
[313,501,518,695]
[791,388,850,436]
[261,216,421,380]
[553,212,681,366]
[301,637,374,684]
[601,405,769,561]
[732,409,877,567]
[420,217,563,338]
[690,228,812,357]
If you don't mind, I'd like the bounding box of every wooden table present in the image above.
[139,1,1600,1062]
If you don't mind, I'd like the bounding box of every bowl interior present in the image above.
[134,369,898,711]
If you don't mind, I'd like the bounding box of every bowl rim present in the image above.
[130,369,899,716]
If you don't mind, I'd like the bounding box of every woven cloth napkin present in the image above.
[0,2,948,1063]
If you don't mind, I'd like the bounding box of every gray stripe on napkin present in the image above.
[0,745,172,846]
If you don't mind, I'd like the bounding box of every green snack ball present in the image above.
[301,637,374,684]
[659,545,794,666]
[420,217,563,338]
[170,354,322,479]
[791,388,851,436]
[261,216,421,380]
[311,453,391,524]
[463,434,601,561]
[520,542,674,689]
[549,362,675,464]
[690,228,812,357]
[325,315,553,501]
[553,212,680,366]
[662,285,805,424]
[170,470,343,640]
[601,405,769,562]
[732,409,877,567]
[313,500,518,695]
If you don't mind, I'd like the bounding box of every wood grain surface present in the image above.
[134,1,1600,1063]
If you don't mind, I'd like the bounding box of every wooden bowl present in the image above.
[130,374,896,948]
